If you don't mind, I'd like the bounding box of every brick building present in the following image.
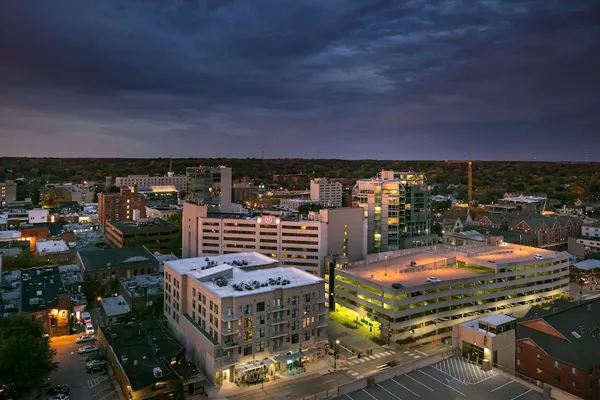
[474,213,583,248]
[104,219,180,252]
[516,298,600,399]
[77,246,159,285]
[98,187,147,226]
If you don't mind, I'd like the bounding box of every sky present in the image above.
[1,0,599,160]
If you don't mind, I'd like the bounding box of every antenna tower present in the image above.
[468,152,473,205]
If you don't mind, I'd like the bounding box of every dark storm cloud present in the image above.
[0,0,599,159]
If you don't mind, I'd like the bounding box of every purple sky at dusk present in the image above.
[1,0,599,160]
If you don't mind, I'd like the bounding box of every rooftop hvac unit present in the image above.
[153,367,163,378]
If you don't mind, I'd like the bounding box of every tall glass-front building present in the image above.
[354,170,432,253]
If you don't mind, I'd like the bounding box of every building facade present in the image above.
[114,173,187,192]
[186,166,232,212]
[354,169,432,253]
[182,203,366,275]
[98,187,147,226]
[516,298,600,400]
[310,178,343,208]
[0,180,18,206]
[581,222,600,239]
[77,246,159,284]
[104,219,180,252]
[327,243,569,344]
[163,253,328,386]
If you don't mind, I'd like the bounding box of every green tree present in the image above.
[432,222,443,236]
[0,315,58,390]
[298,203,322,215]
[0,252,43,271]
[164,213,182,228]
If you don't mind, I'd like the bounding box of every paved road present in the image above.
[49,335,118,400]
[228,371,351,400]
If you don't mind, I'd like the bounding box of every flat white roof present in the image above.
[100,295,131,317]
[165,252,277,276]
[35,240,70,254]
[480,314,516,326]
[0,230,21,240]
[501,196,547,203]
[202,266,323,298]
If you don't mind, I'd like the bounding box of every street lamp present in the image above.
[334,339,340,370]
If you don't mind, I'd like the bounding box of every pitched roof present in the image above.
[77,246,158,272]
[517,298,600,370]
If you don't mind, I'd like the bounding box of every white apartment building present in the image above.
[329,243,569,344]
[163,253,328,386]
[582,222,600,239]
[183,203,366,275]
[114,173,187,193]
[310,178,343,208]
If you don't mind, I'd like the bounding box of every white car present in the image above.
[78,345,98,354]
[52,394,70,400]
[426,277,442,283]
[86,359,106,368]
[85,323,95,335]
[534,253,544,260]
[76,335,96,344]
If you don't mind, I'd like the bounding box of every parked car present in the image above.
[85,323,95,335]
[46,385,70,396]
[426,277,442,283]
[51,394,70,400]
[78,345,98,354]
[82,311,92,324]
[534,253,544,260]
[86,359,106,368]
[86,354,105,363]
[86,364,106,374]
[76,335,96,344]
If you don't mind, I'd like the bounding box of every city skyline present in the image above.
[1,0,599,160]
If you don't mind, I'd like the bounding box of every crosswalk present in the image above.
[87,376,108,389]
[346,350,396,366]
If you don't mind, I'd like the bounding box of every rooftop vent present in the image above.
[571,331,582,339]
[122,355,128,364]
[133,360,139,367]
[153,367,163,378]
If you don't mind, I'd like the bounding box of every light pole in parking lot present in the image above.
[334,339,339,370]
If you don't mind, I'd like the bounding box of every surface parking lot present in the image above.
[343,357,545,400]
[49,336,118,400]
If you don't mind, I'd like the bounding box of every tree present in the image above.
[432,222,443,236]
[298,203,322,215]
[0,315,58,390]
[0,252,43,271]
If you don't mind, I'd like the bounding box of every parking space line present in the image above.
[510,389,533,400]
[391,378,420,397]
[377,384,403,400]
[345,394,355,400]
[418,370,466,396]
[415,349,428,357]
[475,373,496,385]
[362,389,379,399]
[491,380,514,392]
[429,366,467,385]
[93,385,112,397]
[406,374,434,391]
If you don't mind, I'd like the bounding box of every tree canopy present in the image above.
[0,315,58,390]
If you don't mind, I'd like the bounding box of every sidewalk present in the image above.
[207,358,336,399]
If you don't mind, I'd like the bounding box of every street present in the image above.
[48,335,118,400]
[228,371,351,400]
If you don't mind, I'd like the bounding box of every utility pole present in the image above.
[334,339,339,370]
[468,152,473,206]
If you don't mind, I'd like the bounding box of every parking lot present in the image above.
[342,359,545,400]
[48,335,119,400]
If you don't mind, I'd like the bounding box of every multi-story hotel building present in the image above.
[163,253,328,386]
[182,203,366,275]
[186,166,232,212]
[0,180,17,206]
[310,178,343,208]
[354,169,433,253]
[327,243,569,344]
[113,172,187,193]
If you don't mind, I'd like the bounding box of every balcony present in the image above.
[219,356,240,368]
[316,320,328,329]
[316,308,328,316]
[316,298,327,304]
[221,326,240,335]
[272,317,287,325]
[271,330,288,339]
[222,341,240,350]
[271,305,289,312]
[221,313,239,323]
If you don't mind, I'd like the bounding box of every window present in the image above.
[259,328,265,338]
[536,354,543,361]
[257,315,265,325]
[214,304,218,315]
[572,367,577,375]
[304,293,310,303]
[202,294,206,304]
[536,368,543,375]
[516,359,521,367]
[554,374,561,382]
[192,287,196,297]
[291,320,299,331]
[292,296,299,305]
[291,333,299,344]
[244,304,253,315]
[291,308,297,318]
[554,360,560,368]
[210,300,214,311]
[257,341,265,352]
[257,302,265,312]
[572,381,577,389]
[304,330,310,341]
[517,346,522,353]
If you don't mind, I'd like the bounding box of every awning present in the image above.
[234,359,274,373]
[302,348,320,357]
